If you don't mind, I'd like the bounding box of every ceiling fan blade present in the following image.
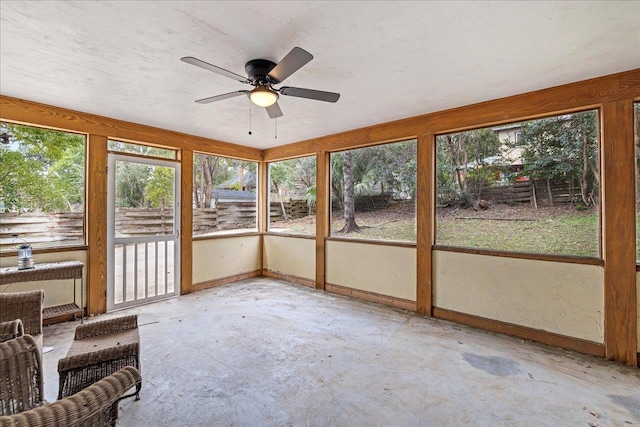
[279,86,340,103]
[267,47,313,83]
[181,56,250,84]
[265,102,283,119]
[195,91,249,104]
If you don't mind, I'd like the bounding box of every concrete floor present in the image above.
[42,278,639,426]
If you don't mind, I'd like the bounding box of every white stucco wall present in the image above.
[0,250,87,309]
[263,235,315,281]
[192,236,260,284]
[325,240,416,301]
[433,250,604,343]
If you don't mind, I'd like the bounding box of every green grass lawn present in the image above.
[271,205,610,258]
[436,209,600,257]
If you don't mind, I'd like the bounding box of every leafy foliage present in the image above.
[146,167,175,209]
[0,122,85,212]
[331,140,417,203]
[436,128,501,206]
[192,154,258,209]
[269,155,317,213]
[519,111,599,205]
[269,156,316,199]
[193,154,234,208]
[436,111,600,207]
[108,140,175,159]
[115,161,150,208]
[330,140,417,234]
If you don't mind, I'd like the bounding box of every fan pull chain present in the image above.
[274,117,278,139]
[248,100,252,135]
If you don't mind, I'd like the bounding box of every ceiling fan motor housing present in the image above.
[245,59,278,84]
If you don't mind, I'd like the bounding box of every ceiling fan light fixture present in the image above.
[250,85,279,107]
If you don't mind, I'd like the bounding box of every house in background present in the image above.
[210,189,256,208]
[220,170,257,192]
[210,170,257,208]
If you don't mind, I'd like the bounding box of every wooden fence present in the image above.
[479,181,533,204]
[477,179,581,206]
[355,194,392,212]
[269,199,309,221]
[0,200,314,250]
[331,194,392,213]
[0,212,84,251]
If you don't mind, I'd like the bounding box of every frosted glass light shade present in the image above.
[250,86,278,107]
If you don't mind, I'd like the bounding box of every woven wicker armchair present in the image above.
[0,334,141,427]
[0,320,23,343]
[58,315,141,400]
[0,290,44,350]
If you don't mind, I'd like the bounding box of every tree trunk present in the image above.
[581,134,590,205]
[339,150,359,233]
[238,165,244,190]
[203,156,213,208]
[193,167,201,208]
[273,180,288,220]
[446,135,465,192]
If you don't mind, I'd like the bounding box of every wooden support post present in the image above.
[180,149,193,295]
[315,151,330,290]
[416,133,433,316]
[258,161,269,272]
[602,99,638,366]
[86,134,108,315]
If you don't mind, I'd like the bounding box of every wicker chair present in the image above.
[0,290,44,350]
[0,320,23,343]
[0,334,141,427]
[58,315,141,400]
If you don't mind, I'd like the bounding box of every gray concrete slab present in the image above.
[41,278,640,426]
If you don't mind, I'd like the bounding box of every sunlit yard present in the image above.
[271,204,603,258]
[436,206,599,257]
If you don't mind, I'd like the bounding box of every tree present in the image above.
[519,111,599,205]
[339,150,359,233]
[115,162,150,208]
[0,122,84,212]
[268,156,318,221]
[193,154,236,208]
[436,128,501,204]
[331,141,417,232]
[270,161,292,220]
[146,167,174,210]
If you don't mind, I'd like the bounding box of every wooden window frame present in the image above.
[191,152,260,239]
[0,121,88,254]
[266,155,318,238]
[327,139,418,245]
[432,107,603,261]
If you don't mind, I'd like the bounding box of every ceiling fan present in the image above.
[181,47,340,119]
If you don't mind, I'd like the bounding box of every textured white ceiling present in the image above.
[1,1,639,149]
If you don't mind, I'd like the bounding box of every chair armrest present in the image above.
[58,342,139,373]
[0,320,23,343]
[74,315,138,340]
[0,367,141,427]
[57,342,140,399]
